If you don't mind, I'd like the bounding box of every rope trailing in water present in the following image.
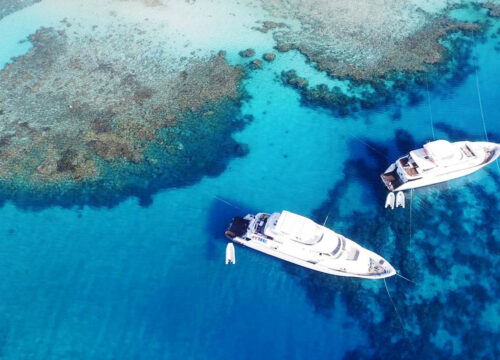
[396,272,416,284]
[409,189,413,245]
[473,55,489,142]
[472,32,500,172]
[425,80,436,140]
[213,196,245,212]
[352,136,390,160]
[384,278,408,337]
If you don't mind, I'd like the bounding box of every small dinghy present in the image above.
[225,243,236,264]
[385,192,395,209]
[396,191,405,208]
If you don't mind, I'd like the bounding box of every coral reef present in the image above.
[239,48,255,57]
[256,1,500,117]
[291,130,500,359]
[482,2,500,17]
[252,20,287,33]
[262,52,276,62]
[281,28,480,116]
[0,27,248,207]
[260,0,481,80]
[0,0,40,20]
[248,59,262,70]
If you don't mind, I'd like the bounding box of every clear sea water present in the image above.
[0,2,499,359]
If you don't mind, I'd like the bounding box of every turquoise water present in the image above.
[0,2,499,359]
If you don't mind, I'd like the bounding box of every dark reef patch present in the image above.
[434,121,499,141]
[238,48,255,58]
[0,0,40,21]
[482,2,500,18]
[252,20,287,34]
[262,52,276,62]
[287,129,500,359]
[0,27,251,209]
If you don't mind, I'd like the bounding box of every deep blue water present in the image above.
[0,2,499,359]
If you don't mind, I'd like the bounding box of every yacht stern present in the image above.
[380,163,404,191]
[225,216,251,240]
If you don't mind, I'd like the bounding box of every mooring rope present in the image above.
[409,189,413,245]
[472,32,500,172]
[396,272,416,284]
[384,278,408,337]
[425,77,436,140]
[473,54,489,142]
[352,135,390,160]
[213,195,245,212]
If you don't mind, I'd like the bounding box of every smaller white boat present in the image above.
[225,243,236,264]
[396,191,405,208]
[385,192,395,209]
[381,140,500,191]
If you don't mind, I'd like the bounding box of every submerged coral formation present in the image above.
[262,52,276,62]
[260,0,479,79]
[295,130,500,359]
[257,1,494,116]
[280,27,479,117]
[482,2,500,17]
[0,26,248,207]
[0,0,40,20]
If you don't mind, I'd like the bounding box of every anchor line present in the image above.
[471,32,500,173]
[352,136,390,160]
[396,272,416,285]
[425,78,436,141]
[213,196,245,212]
[409,189,413,245]
[472,34,489,143]
[384,278,408,338]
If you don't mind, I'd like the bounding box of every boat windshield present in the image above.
[254,214,269,234]
[330,238,342,256]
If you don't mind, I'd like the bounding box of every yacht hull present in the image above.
[229,235,395,280]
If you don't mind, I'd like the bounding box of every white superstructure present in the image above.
[381,140,500,191]
[225,210,395,279]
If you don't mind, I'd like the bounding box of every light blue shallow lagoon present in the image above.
[0,1,499,359]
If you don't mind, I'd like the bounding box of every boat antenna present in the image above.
[322,211,330,226]
[383,278,408,338]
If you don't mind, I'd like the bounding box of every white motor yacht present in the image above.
[225,210,395,279]
[381,140,500,191]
